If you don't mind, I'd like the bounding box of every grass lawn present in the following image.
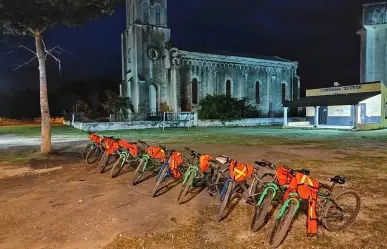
[2,124,387,148]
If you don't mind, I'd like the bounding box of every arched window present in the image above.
[149,84,157,112]
[192,78,198,104]
[282,83,286,103]
[142,2,149,23]
[381,13,385,23]
[155,4,161,25]
[226,80,231,97]
[255,82,260,104]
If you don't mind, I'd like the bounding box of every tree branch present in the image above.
[13,56,37,71]
[0,40,37,55]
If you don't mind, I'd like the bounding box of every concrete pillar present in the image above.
[353,104,359,129]
[314,106,320,127]
[283,107,288,126]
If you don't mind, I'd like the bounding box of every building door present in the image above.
[149,84,157,113]
[359,103,366,124]
[319,106,328,125]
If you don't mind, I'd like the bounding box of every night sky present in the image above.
[0,0,381,95]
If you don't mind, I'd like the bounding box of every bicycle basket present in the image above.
[169,151,184,178]
[147,146,166,162]
[199,155,212,172]
[228,160,254,182]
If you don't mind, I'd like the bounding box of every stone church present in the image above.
[120,0,300,116]
[358,2,387,83]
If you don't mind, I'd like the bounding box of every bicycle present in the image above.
[132,140,165,185]
[251,159,310,233]
[110,139,139,178]
[263,165,361,247]
[151,145,186,197]
[177,147,229,204]
[98,137,121,174]
[82,132,102,159]
[85,135,113,164]
[216,155,269,222]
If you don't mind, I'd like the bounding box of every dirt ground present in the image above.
[0,141,386,249]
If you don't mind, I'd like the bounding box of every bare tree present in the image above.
[0,0,123,153]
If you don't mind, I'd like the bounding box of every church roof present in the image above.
[179,46,293,63]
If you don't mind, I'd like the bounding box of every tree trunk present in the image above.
[35,31,51,153]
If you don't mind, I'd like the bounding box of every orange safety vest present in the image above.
[276,166,294,186]
[199,155,212,172]
[147,146,166,163]
[89,133,102,144]
[104,138,120,156]
[285,172,319,236]
[118,140,138,157]
[228,160,254,182]
[169,152,184,178]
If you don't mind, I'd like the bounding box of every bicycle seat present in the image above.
[329,175,346,184]
[215,156,228,164]
[296,168,310,175]
[254,161,268,167]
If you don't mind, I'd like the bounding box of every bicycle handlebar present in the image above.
[184,147,201,158]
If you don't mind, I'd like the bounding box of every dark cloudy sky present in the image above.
[0,0,380,94]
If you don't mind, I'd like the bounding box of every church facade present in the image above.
[121,0,300,116]
[358,2,387,83]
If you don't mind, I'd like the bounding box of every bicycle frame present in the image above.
[156,160,172,181]
[220,172,261,201]
[182,163,200,186]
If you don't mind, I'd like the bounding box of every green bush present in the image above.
[198,95,260,122]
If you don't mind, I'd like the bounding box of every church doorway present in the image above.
[149,84,158,113]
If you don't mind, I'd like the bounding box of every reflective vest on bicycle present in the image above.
[104,138,120,156]
[199,155,212,172]
[89,133,102,144]
[147,146,166,162]
[119,140,138,157]
[169,152,184,178]
[286,172,320,236]
[228,160,254,182]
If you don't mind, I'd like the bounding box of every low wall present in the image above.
[66,117,285,131]
[70,120,193,131]
[197,118,284,127]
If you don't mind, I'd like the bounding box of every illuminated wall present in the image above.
[358,94,381,124]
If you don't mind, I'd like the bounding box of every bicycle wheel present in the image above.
[99,154,110,174]
[82,143,92,159]
[269,200,297,248]
[322,190,361,232]
[251,188,274,232]
[132,157,147,185]
[152,166,168,197]
[177,172,195,204]
[214,168,229,199]
[110,156,125,178]
[86,146,101,164]
[216,180,234,222]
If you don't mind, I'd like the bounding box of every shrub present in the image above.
[198,95,260,122]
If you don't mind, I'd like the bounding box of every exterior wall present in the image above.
[69,118,285,131]
[361,2,387,83]
[178,52,298,116]
[122,0,300,116]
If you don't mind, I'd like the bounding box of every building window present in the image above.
[282,83,286,103]
[192,78,198,104]
[155,4,161,25]
[255,82,260,104]
[381,13,385,24]
[385,103,387,118]
[226,80,231,97]
[142,2,149,23]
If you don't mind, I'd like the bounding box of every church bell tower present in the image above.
[121,0,171,113]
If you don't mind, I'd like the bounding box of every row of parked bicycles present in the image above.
[82,132,361,248]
